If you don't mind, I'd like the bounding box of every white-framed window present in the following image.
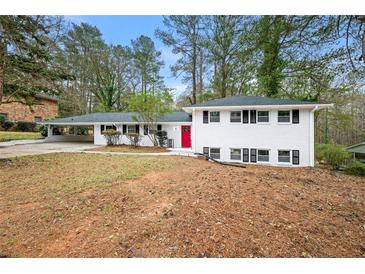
[127,125,136,134]
[34,116,42,123]
[230,148,241,160]
[278,110,291,123]
[257,149,269,162]
[209,111,220,123]
[257,111,269,123]
[210,148,220,159]
[278,150,291,163]
[230,111,241,123]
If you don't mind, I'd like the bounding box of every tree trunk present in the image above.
[198,48,204,95]
[0,35,5,106]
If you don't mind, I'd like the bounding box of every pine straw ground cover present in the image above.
[0,153,364,258]
[89,145,168,153]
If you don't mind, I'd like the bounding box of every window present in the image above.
[203,147,209,157]
[258,149,269,162]
[230,111,241,123]
[157,124,162,131]
[292,150,300,165]
[106,125,117,130]
[34,116,42,123]
[143,125,148,135]
[209,111,220,123]
[292,109,299,124]
[242,110,249,124]
[0,113,8,121]
[278,150,291,163]
[101,125,116,132]
[148,125,157,134]
[257,111,269,123]
[203,111,209,124]
[230,149,241,160]
[210,148,220,159]
[250,149,257,163]
[127,125,136,134]
[278,110,290,123]
[250,110,256,123]
[243,148,249,162]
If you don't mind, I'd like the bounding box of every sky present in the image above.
[66,16,187,98]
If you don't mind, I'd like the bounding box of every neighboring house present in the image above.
[0,94,58,123]
[44,95,331,167]
[347,142,365,163]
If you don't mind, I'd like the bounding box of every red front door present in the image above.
[181,125,191,148]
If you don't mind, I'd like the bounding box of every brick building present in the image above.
[0,94,58,123]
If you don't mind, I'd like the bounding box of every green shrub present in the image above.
[0,115,5,124]
[39,124,48,137]
[156,130,168,147]
[315,144,351,170]
[16,121,37,132]
[345,161,365,177]
[102,129,121,145]
[126,133,142,147]
[1,121,15,131]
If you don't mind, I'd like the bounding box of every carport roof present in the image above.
[44,111,192,125]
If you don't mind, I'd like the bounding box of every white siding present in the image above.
[192,108,314,167]
[94,123,186,148]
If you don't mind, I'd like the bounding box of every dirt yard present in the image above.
[0,153,364,258]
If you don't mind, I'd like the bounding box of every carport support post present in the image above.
[47,125,53,138]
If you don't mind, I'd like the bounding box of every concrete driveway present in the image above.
[0,142,98,159]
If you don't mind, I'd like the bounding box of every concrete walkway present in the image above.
[81,150,196,157]
[0,139,46,148]
[0,142,196,159]
[0,142,98,159]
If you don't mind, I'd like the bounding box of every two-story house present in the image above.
[44,96,331,167]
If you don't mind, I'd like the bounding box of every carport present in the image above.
[44,123,94,143]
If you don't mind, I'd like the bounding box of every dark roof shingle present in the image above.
[187,95,317,108]
[45,111,191,124]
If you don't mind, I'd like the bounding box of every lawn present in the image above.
[90,144,168,153]
[0,153,364,257]
[0,131,43,142]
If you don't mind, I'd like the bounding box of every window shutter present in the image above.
[143,125,148,135]
[250,110,256,123]
[243,148,249,162]
[157,124,162,131]
[292,109,299,124]
[203,111,209,124]
[203,147,209,157]
[292,150,300,165]
[250,149,257,163]
[101,125,105,132]
[122,125,127,135]
[136,125,140,134]
[242,110,249,124]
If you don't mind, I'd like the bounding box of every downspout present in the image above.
[309,106,319,167]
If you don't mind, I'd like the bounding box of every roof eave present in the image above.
[183,103,333,111]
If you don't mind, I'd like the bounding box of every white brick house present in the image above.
[44,96,331,167]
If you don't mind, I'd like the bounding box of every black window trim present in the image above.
[242,110,249,124]
[203,111,209,124]
[242,148,249,162]
[292,150,300,165]
[292,109,300,124]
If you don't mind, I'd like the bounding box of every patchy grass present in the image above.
[0,131,43,142]
[0,153,364,258]
[90,144,168,153]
